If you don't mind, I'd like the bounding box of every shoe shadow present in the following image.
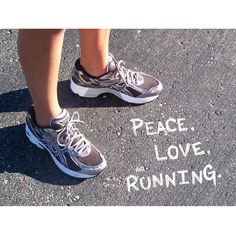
[0,124,88,185]
[0,80,138,113]
[0,80,141,185]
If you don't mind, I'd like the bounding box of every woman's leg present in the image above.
[79,29,110,77]
[17,29,65,126]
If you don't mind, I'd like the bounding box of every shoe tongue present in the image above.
[107,55,116,73]
[50,109,70,130]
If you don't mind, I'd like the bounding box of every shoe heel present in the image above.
[70,79,105,98]
[25,125,45,150]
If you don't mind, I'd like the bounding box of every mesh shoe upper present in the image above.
[26,106,105,174]
[72,53,162,98]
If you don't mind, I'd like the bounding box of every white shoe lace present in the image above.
[116,60,144,86]
[57,112,91,157]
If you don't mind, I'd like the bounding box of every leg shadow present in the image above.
[0,80,138,114]
[0,124,86,185]
[0,80,140,185]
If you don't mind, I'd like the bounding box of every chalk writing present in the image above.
[125,117,221,192]
[154,142,206,161]
[130,117,188,136]
[126,164,219,192]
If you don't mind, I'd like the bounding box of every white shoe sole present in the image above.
[70,79,162,104]
[25,124,106,179]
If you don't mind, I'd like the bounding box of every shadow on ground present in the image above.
[0,124,89,185]
[0,80,136,113]
[0,80,139,185]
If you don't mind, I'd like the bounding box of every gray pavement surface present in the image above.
[0,29,235,206]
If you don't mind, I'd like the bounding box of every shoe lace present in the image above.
[116,60,144,86]
[57,112,90,156]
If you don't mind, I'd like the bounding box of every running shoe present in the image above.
[25,106,107,178]
[70,53,163,104]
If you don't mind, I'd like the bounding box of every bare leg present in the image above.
[79,29,110,77]
[18,29,65,126]
[18,29,110,126]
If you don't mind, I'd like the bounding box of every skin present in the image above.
[18,29,110,126]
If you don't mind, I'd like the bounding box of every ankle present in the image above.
[80,56,109,77]
[80,62,107,77]
[34,107,62,127]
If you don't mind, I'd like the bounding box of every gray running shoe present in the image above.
[70,53,163,104]
[25,106,106,178]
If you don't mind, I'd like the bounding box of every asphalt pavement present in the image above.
[0,29,235,205]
